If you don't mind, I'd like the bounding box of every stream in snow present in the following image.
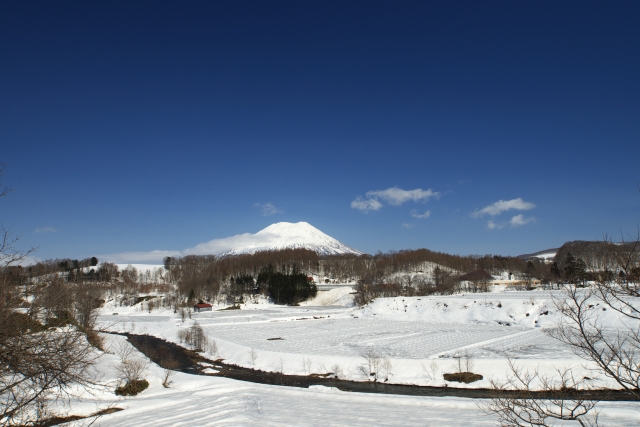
[122,333,635,401]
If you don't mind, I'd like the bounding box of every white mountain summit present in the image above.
[219,222,364,256]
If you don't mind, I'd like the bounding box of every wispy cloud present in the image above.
[366,187,439,205]
[410,209,431,219]
[98,226,319,264]
[184,233,273,255]
[486,215,536,230]
[351,197,383,212]
[253,202,283,216]
[474,198,537,230]
[472,198,535,217]
[487,220,501,230]
[351,186,439,212]
[34,227,57,234]
[509,214,535,227]
[401,223,413,229]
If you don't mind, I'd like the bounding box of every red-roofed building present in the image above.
[194,303,213,312]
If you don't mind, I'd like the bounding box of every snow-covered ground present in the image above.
[98,289,635,390]
[60,334,638,427]
[80,289,640,426]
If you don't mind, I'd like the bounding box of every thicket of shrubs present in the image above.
[115,379,149,396]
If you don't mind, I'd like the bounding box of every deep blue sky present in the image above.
[2,1,639,263]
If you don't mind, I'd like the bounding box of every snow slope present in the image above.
[300,287,356,307]
[518,248,558,261]
[220,222,364,256]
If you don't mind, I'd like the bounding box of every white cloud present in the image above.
[351,187,439,213]
[410,209,431,219]
[366,187,439,205]
[402,223,413,229]
[183,233,275,255]
[34,227,57,234]
[509,214,535,227]
[351,197,383,212]
[486,220,500,230]
[98,228,302,264]
[254,202,283,216]
[485,214,536,230]
[472,198,535,217]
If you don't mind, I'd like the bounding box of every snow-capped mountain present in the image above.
[220,222,364,256]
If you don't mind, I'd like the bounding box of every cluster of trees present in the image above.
[256,265,317,305]
[228,274,256,306]
[555,240,621,272]
[161,248,551,306]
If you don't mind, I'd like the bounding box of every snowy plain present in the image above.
[98,288,632,389]
[61,333,639,427]
[78,287,640,426]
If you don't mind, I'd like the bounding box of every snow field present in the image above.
[97,289,633,390]
[59,334,639,427]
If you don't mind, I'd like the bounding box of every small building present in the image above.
[194,303,213,312]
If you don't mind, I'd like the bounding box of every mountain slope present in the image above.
[517,247,559,261]
[220,222,364,256]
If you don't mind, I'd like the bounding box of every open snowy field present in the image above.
[97,288,635,390]
[60,334,639,427]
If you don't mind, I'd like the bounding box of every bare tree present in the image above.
[421,360,440,381]
[0,314,100,425]
[277,357,285,384]
[482,359,600,427]
[360,347,381,381]
[249,348,258,366]
[301,357,312,375]
[381,357,393,381]
[177,322,207,351]
[161,357,179,388]
[486,234,640,426]
[331,363,344,379]
[206,337,218,356]
[546,234,640,400]
[451,350,474,374]
[116,357,149,384]
[112,339,134,362]
[1,166,100,425]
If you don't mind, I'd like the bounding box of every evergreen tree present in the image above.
[257,265,317,305]
[563,252,577,283]
[574,257,587,286]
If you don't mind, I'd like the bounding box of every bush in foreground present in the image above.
[115,379,149,396]
[443,372,483,384]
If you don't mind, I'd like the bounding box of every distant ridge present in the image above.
[220,222,364,257]
[517,247,559,261]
